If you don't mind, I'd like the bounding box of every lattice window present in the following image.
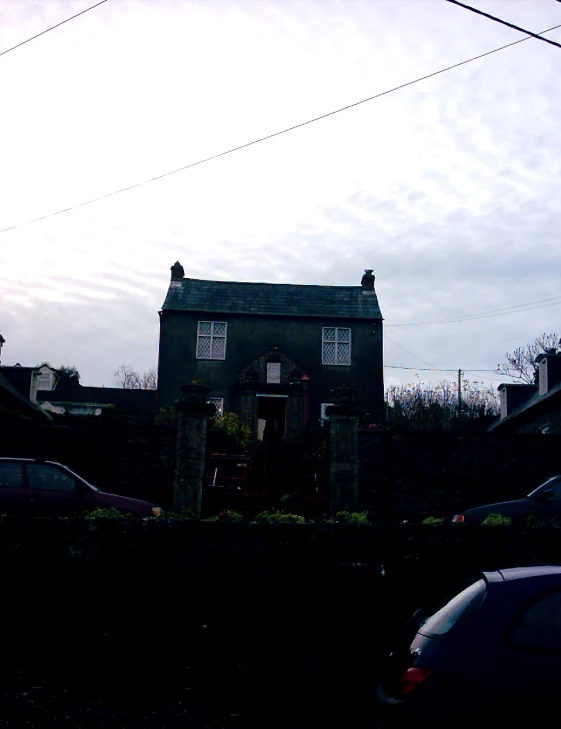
[196,321,227,360]
[322,327,351,365]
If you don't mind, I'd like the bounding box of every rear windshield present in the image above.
[419,579,486,637]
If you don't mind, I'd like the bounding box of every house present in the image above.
[0,362,156,418]
[157,262,384,440]
[489,349,561,434]
[0,369,51,420]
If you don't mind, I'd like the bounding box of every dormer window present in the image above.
[37,366,55,391]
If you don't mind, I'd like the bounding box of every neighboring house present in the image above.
[0,363,156,417]
[157,262,384,440]
[0,369,51,420]
[489,350,561,434]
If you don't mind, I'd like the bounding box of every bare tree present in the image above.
[496,333,560,384]
[114,364,141,389]
[141,368,158,390]
[114,364,157,390]
[385,379,499,430]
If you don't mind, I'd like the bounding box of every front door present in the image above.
[257,396,286,444]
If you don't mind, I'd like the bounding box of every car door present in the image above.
[495,587,561,705]
[0,461,26,514]
[530,477,561,518]
[24,462,83,516]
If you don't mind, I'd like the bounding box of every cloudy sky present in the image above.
[1,0,560,392]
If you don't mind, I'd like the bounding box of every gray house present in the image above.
[157,263,384,441]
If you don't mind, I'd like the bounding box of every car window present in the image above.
[507,589,561,653]
[0,462,23,488]
[419,579,486,637]
[26,464,77,493]
[528,476,561,499]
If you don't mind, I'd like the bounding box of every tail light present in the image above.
[452,514,465,524]
[390,667,432,699]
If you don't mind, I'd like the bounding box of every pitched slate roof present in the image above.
[488,381,561,432]
[162,277,383,320]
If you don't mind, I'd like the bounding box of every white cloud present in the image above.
[1,0,560,390]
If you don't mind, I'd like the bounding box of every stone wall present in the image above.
[359,430,561,520]
[3,516,561,716]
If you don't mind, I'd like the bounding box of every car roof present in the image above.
[493,565,561,582]
[0,457,60,466]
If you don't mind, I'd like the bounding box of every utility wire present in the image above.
[2,21,561,234]
[445,0,561,51]
[0,0,108,57]
[385,365,497,372]
[385,334,444,371]
[386,295,561,327]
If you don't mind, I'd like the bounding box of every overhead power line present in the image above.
[386,295,561,328]
[445,0,561,51]
[2,22,561,235]
[385,365,497,372]
[0,0,108,58]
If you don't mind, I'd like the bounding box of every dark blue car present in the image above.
[376,565,561,728]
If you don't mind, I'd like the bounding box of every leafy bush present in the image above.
[153,509,197,520]
[481,513,512,527]
[211,412,252,448]
[327,511,371,525]
[204,510,244,523]
[253,510,306,524]
[85,507,125,519]
[422,516,445,525]
[280,491,298,503]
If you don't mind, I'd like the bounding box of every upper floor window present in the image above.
[322,327,351,365]
[196,321,227,360]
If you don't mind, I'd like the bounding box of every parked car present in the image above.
[376,565,561,728]
[451,474,561,525]
[0,457,161,517]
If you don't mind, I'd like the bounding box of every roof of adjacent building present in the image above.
[488,381,561,431]
[37,382,157,414]
[0,371,51,420]
[162,277,383,320]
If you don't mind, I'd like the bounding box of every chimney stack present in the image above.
[361,269,375,293]
[170,261,185,289]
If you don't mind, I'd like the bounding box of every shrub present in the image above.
[253,510,306,524]
[154,509,197,520]
[422,516,445,525]
[211,412,252,448]
[204,510,244,523]
[481,513,512,527]
[327,511,371,525]
[85,507,125,519]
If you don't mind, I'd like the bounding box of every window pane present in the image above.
[209,397,224,417]
[337,328,350,343]
[420,579,486,636]
[0,463,22,488]
[338,341,351,364]
[27,464,77,493]
[323,341,336,364]
[211,337,226,359]
[508,590,561,652]
[212,322,226,337]
[198,322,212,335]
[197,336,212,359]
[323,327,336,342]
